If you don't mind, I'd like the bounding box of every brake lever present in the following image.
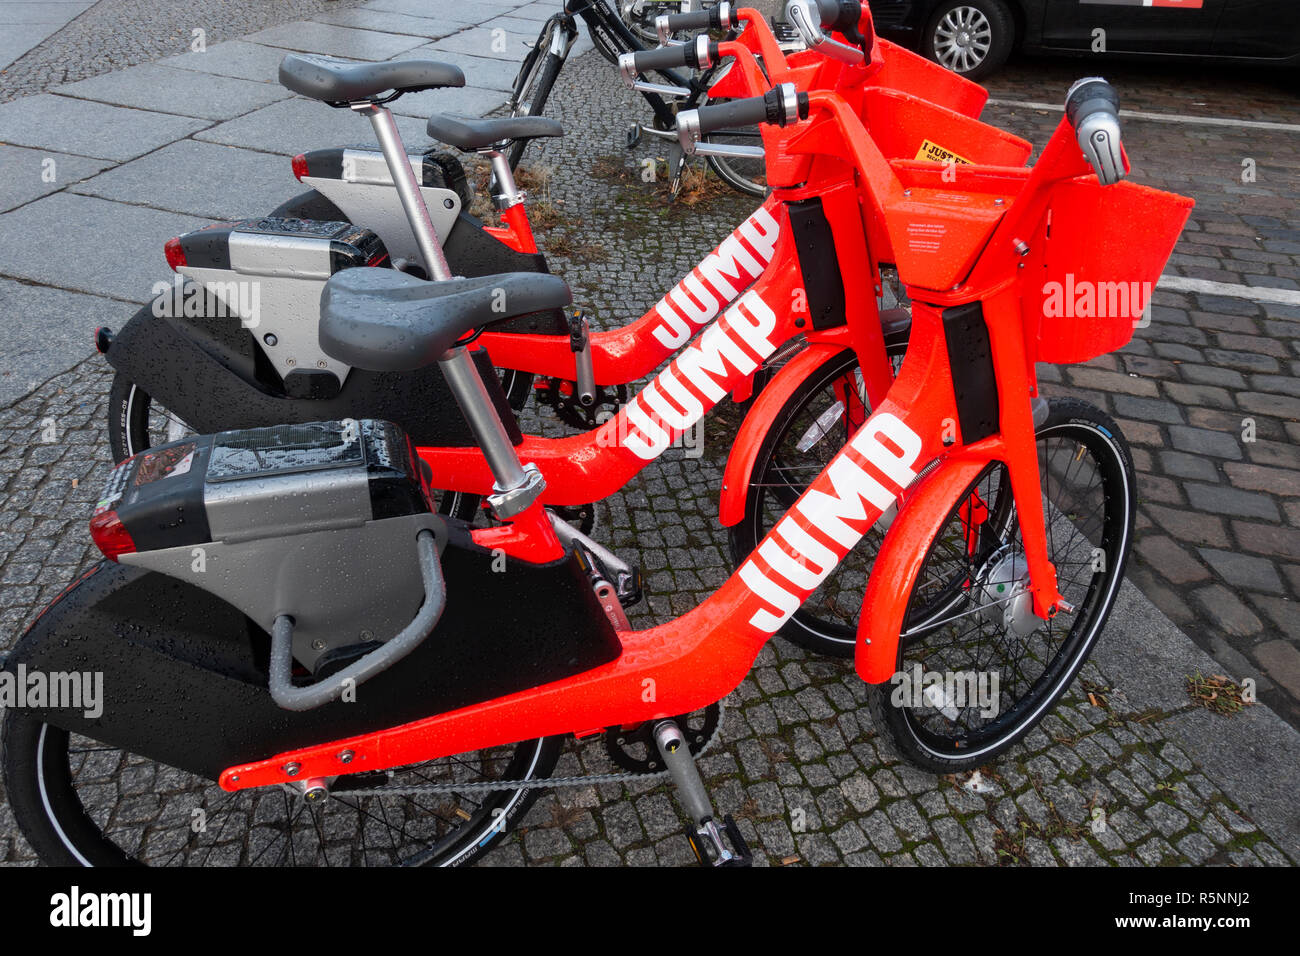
[785,0,865,65]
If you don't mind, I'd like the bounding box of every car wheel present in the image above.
[923,0,1015,81]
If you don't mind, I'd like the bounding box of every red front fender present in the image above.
[717,332,853,528]
[855,456,987,683]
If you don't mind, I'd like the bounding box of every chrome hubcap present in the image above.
[934,6,993,73]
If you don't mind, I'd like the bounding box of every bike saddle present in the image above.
[320,268,572,371]
[426,114,564,151]
[279,53,465,105]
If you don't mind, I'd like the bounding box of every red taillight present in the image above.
[292,153,309,181]
[164,237,186,272]
[89,510,136,561]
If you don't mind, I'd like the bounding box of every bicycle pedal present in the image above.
[686,815,751,867]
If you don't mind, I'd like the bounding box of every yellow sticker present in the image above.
[915,139,973,165]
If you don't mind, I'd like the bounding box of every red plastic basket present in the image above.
[859,87,1031,167]
[1023,179,1194,364]
[870,39,989,119]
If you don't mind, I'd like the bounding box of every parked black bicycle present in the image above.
[507,0,768,197]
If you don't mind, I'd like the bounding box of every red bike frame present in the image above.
[217,68,1192,792]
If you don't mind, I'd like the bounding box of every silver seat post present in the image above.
[354,102,453,282]
[484,147,524,210]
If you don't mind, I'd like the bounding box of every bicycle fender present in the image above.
[717,336,852,528]
[855,455,988,684]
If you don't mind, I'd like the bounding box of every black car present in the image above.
[869,0,1300,80]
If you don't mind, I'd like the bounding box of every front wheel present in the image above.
[868,399,1136,772]
[921,0,1015,81]
[508,20,565,170]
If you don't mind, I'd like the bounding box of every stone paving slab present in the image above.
[314,7,477,38]
[400,45,523,92]
[194,94,432,156]
[242,20,430,61]
[428,24,543,62]
[0,192,206,303]
[52,62,290,121]
[0,0,93,71]
[0,144,111,214]
[390,85,510,122]
[0,93,210,162]
[364,0,523,20]
[0,280,125,406]
[161,39,313,84]
[68,139,302,221]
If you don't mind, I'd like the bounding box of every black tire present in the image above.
[268,189,347,223]
[106,371,483,522]
[921,0,1015,82]
[729,341,908,657]
[2,708,563,866]
[868,399,1135,772]
[617,0,684,46]
[508,19,565,171]
[700,93,767,198]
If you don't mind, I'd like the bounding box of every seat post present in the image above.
[438,347,545,517]
[353,102,454,282]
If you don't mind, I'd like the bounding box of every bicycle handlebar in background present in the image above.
[656,1,736,44]
[1065,77,1126,185]
[785,0,867,65]
[622,35,718,79]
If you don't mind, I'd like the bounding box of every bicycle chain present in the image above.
[329,703,725,799]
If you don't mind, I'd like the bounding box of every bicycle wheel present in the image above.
[618,0,691,46]
[508,19,565,170]
[729,341,908,657]
[700,92,767,198]
[2,710,562,866]
[867,398,1135,772]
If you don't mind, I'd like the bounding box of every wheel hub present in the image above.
[974,545,1041,637]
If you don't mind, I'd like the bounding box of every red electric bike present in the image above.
[2,4,1191,862]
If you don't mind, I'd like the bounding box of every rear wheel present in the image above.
[868,399,1135,771]
[2,711,562,866]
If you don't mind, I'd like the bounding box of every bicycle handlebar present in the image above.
[785,0,866,65]
[656,1,735,43]
[626,35,718,74]
[678,82,809,155]
[1065,77,1126,185]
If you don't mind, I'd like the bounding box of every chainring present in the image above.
[603,705,721,775]
[536,378,630,430]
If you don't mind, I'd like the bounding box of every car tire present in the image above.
[922,0,1015,81]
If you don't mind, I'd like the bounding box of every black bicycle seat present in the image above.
[426,114,565,151]
[279,53,465,105]
[320,268,572,371]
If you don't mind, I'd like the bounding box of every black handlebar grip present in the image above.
[632,44,694,73]
[814,0,844,23]
[663,5,730,31]
[1065,77,1120,130]
[695,95,773,136]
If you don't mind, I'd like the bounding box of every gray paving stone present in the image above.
[425,25,538,62]
[0,93,208,162]
[69,139,298,220]
[0,144,111,214]
[163,40,298,83]
[403,45,526,92]
[389,84,510,120]
[196,95,432,155]
[0,193,207,302]
[245,22,427,60]
[54,63,288,120]
[315,7,473,37]
[0,280,123,407]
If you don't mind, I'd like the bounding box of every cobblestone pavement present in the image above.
[0,0,366,101]
[1,2,1298,867]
